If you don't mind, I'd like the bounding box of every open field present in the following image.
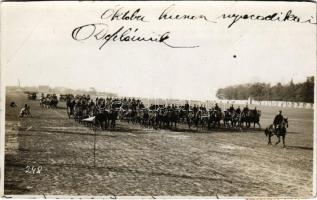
[4,92,314,197]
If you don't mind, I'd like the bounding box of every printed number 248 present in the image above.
[25,165,42,174]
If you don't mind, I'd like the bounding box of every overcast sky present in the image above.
[2,1,316,100]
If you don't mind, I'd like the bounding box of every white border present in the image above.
[0,0,6,197]
[0,1,316,199]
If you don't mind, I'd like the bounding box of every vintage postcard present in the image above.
[0,1,316,198]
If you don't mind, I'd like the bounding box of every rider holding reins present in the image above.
[273,110,284,131]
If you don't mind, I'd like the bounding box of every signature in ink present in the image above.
[71,23,199,49]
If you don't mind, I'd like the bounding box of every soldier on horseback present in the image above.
[236,106,241,115]
[273,110,284,131]
[184,101,190,113]
[214,103,220,111]
[265,110,288,148]
[242,105,249,115]
[229,104,235,114]
[193,105,198,114]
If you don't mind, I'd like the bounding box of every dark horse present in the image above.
[208,110,222,129]
[66,98,75,119]
[265,118,288,148]
[94,107,109,131]
[167,109,179,129]
[240,110,261,128]
[108,109,119,129]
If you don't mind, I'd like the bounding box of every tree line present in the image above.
[216,76,314,103]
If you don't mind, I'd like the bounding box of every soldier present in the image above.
[184,101,190,111]
[214,103,220,111]
[253,107,258,115]
[242,105,249,114]
[19,104,32,118]
[193,104,198,114]
[229,104,235,113]
[236,106,241,115]
[273,110,284,131]
[202,105,207,112]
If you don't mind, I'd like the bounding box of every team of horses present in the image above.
[27,92,37,100]
[40,94,59,109]
[63,94,262,131]
[118,106,262,131]
[36,93,288,147]
[65,95,120,130]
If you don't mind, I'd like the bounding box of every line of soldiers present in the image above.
[40,93,59,108]
[212,103,259,116]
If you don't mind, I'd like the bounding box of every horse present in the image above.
[223,110,232,127]
[231,111,240,128]
[207,110,222,129]
[41,96,58,109]
[66,98,76,119]
[240,112,251,128]
[274,118,288,147]
[186,111,195,129]
[108,109,119,129]
[192,110,203,130]
[167,109,179,129]
[123,109,138,124]
[200,114,210,129]
[93,107,109,131]
[28,93,37,100]
[249,110,261,128]
[265,118,288,148]
[141,109,150,127]
[264,124,275,145]
[239,110,261,129]
[178,109,188,124]
[73,102,84,122]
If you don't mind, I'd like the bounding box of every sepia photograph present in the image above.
[1,1,316,198]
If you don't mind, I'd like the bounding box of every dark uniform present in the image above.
[242,106,249,114]
[193,105,198,114]
[184,103,189,111]
[236,107,241,114]
[273,111,284,129]
[229,105,235,113]
[214,104,220,111]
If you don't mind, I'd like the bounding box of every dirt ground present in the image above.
[4,92,314,197]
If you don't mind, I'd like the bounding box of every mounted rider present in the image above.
[236,106,241,115]
[242,105,249,116]
[184,101,190,112]
[229,104,235,113]
[95,98,106,114]
[214,103,221,112]
[273,110,284,131]
[193,104,198,114]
